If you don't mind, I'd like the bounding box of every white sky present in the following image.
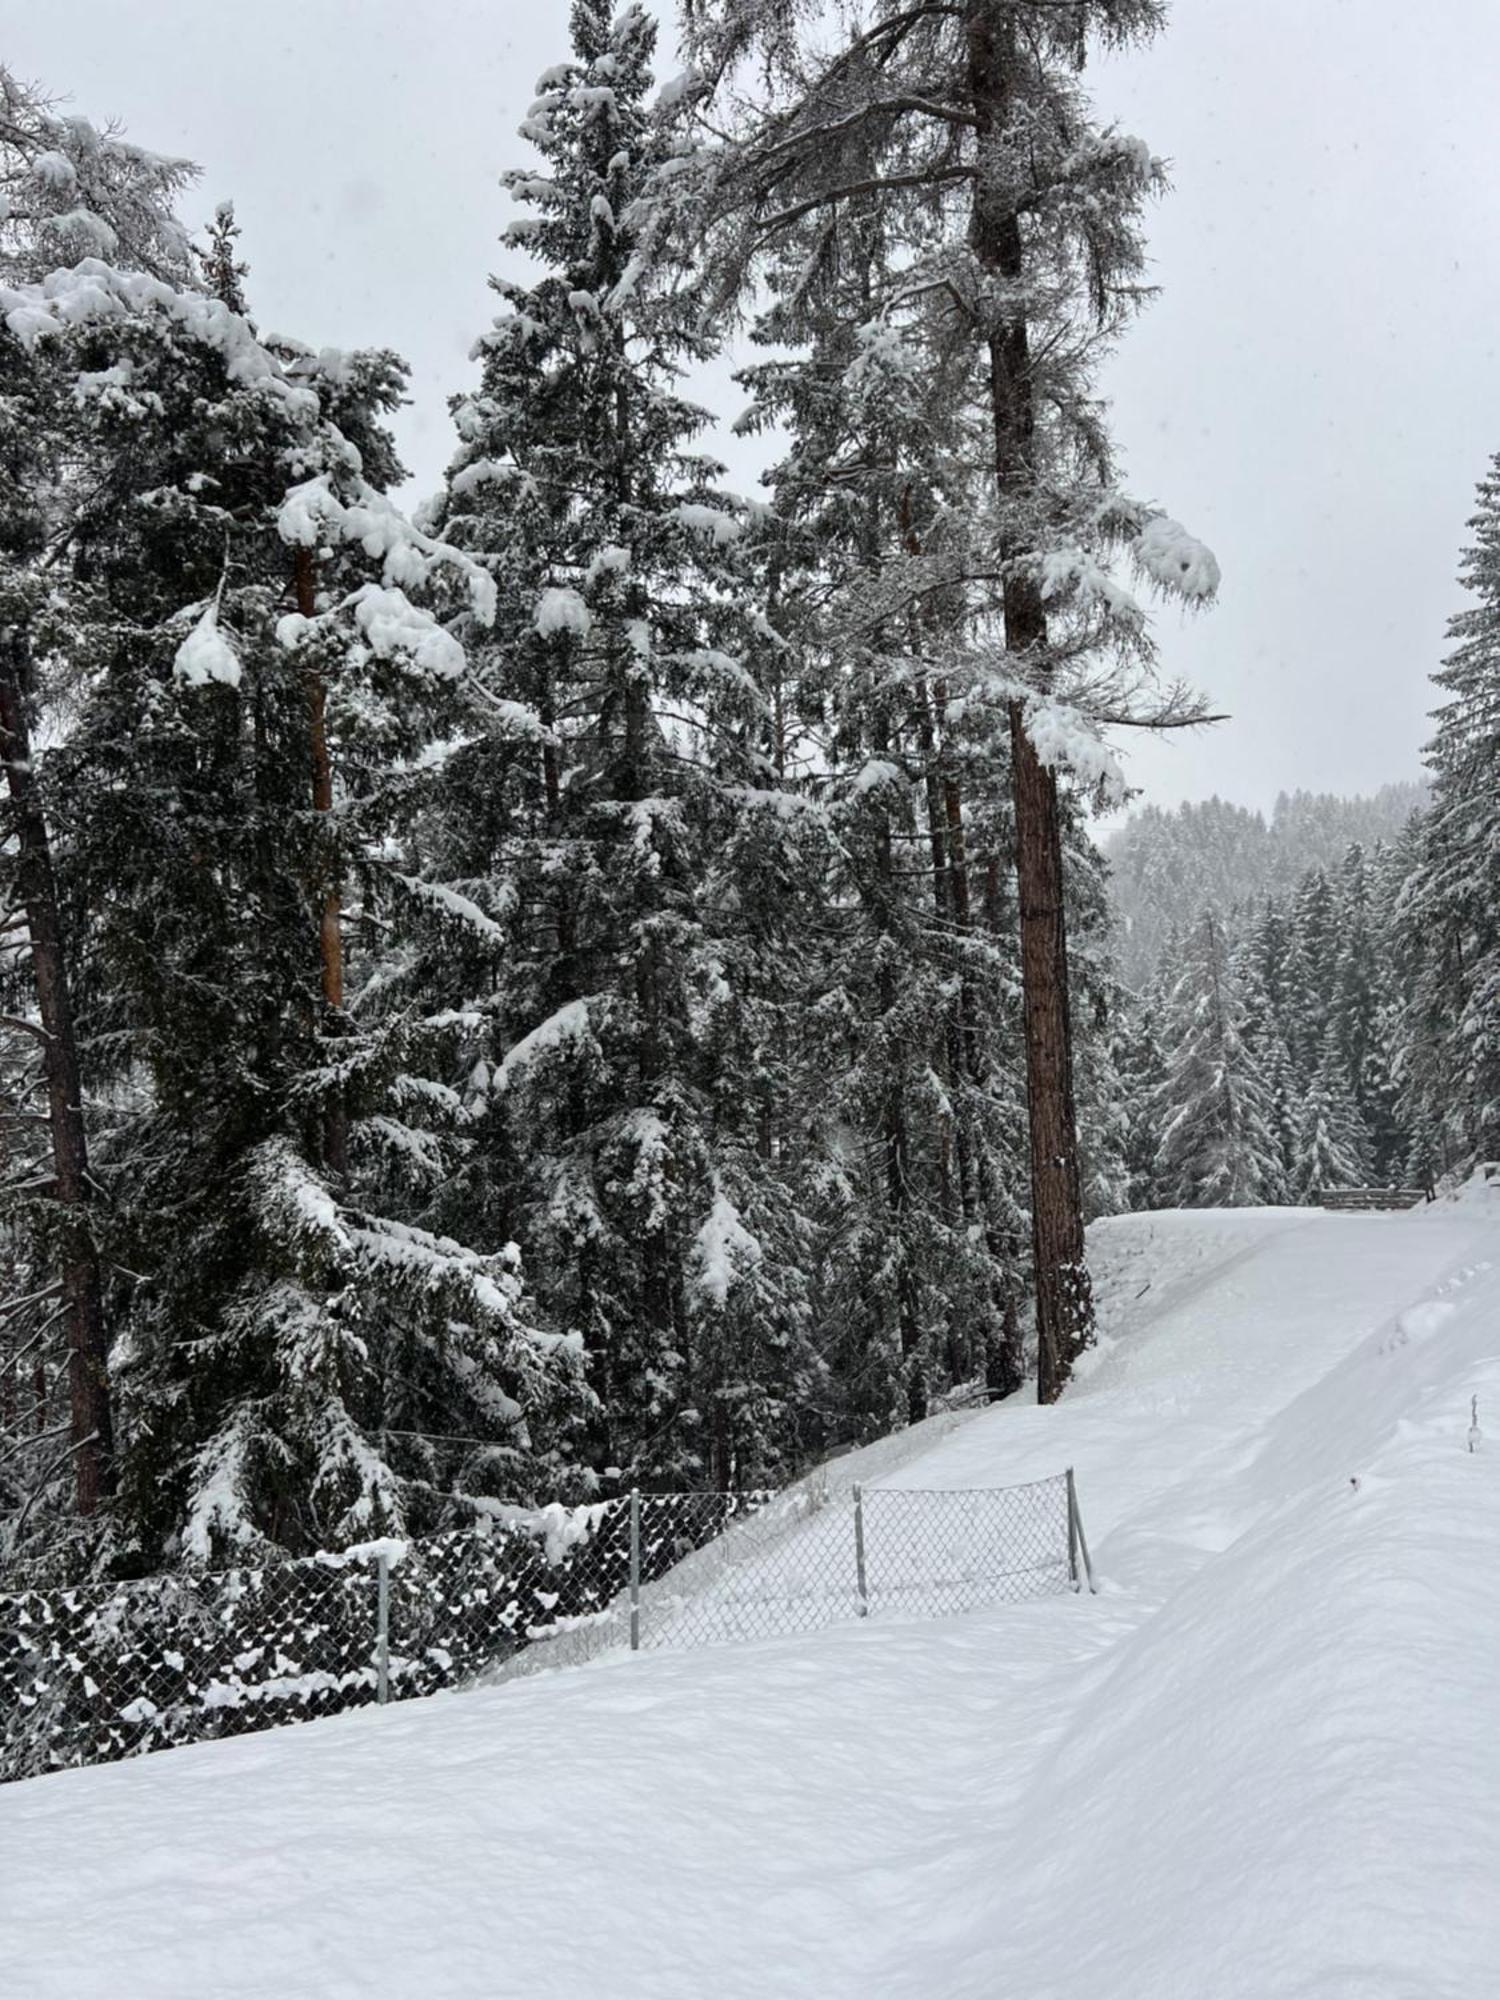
[9,0,1500,813]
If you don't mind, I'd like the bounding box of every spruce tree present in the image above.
[1330,844,1405,1181]
[0,79,203,1563]
[4,257,583,1565]
[1115,1002,1167,1211]
[1153,914,1283,1208]
[1283,869,1340,1084]
[1396,454,1500,1171]
[1291,1036,1365,1201]
[422,1,816,1489]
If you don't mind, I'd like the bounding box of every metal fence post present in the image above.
[375,1552,391,1704]
[1065,1469,1097,1595]
[629,1487,641,1652]
[853,1482,869,1617]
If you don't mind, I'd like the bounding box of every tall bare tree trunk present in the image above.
[0,628,113,1511]
[967,0,1094,1401]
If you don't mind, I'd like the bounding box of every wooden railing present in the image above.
[1315,1187,1431,1212]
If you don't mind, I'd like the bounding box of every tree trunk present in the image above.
[1008,706,1091,1399]
[295,549,348,1179]
[966,0,1095,1400]
[865,676,927,1425]
[0,629,113,1512]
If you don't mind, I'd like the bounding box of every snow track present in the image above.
[3,1203,1497,1999]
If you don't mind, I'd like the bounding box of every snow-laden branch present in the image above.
[277,477,497,628]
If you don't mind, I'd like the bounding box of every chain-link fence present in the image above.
[1,1470,1094,1783]
[635,1474,1077,1647]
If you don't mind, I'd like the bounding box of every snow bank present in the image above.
[4,1206,1497,1998]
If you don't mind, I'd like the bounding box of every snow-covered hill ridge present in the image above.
[3,1202,1497,1999]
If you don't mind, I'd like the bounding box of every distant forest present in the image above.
[1105,785,1427,988]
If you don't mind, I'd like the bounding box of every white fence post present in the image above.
[853,1482,869,1617]
[1065,1468,1097,1595]
[629,1488,641,1651]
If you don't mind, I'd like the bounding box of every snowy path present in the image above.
[3,1203,1498,1999]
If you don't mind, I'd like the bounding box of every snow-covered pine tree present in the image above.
[1282,868,1340,1086]
[3,252,583,1567]
[1291,1033,1365,1201]
[197,200,250,316]
[1233,920,1275,1057]
[1395,453,1500,1173]
[0,66,197,285]
[1329,843,1406,1182]
[1153,913,1284,1208]
[679,0,1220,1401]
[0,78,205,1562]
[1260,1033,1302,1198]
[1068,828,1132,1222]
[730,170,1034,1426]
[1114,1000,1167,1211]
[420,1,817,1490]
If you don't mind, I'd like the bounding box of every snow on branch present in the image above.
[1023,694,1127,803]
[492,999,599,1094]
[347,585,466,680]
[276,584,466,683]
[1038,546,1145,625]
[692,1187,764,1307]
[181,1406,261,1562]
[1094,496,1221,604]
[173,601,242,689]
[669,502,743,546]
[535,587,592,639]
[1,259,319,414]
[276,476,497,626]
[246,1136,354,1266]
[1132,515,1221,602]
[393,873,509,946]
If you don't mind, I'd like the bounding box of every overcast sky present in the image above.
[9,0,1500,814]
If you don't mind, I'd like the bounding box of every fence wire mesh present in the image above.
[1,1471,1077,1783]
[626,1475,1072,1652]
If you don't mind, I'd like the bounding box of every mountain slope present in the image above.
[2,1201,1496,1999]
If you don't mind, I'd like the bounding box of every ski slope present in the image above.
[3,1200,1498,1999]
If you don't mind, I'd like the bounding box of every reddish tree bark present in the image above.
[966,0,1095,1400]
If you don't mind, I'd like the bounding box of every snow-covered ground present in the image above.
[4,1200,1498,1998]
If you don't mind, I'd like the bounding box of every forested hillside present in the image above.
[1119,704,1495,1211]
[1105,784,1426,987]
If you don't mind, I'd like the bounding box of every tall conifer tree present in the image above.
[1153,914,1283,1208]
[679,0,1220,1399]
[1396,455,1500,1171]
[423,2,816,1488]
